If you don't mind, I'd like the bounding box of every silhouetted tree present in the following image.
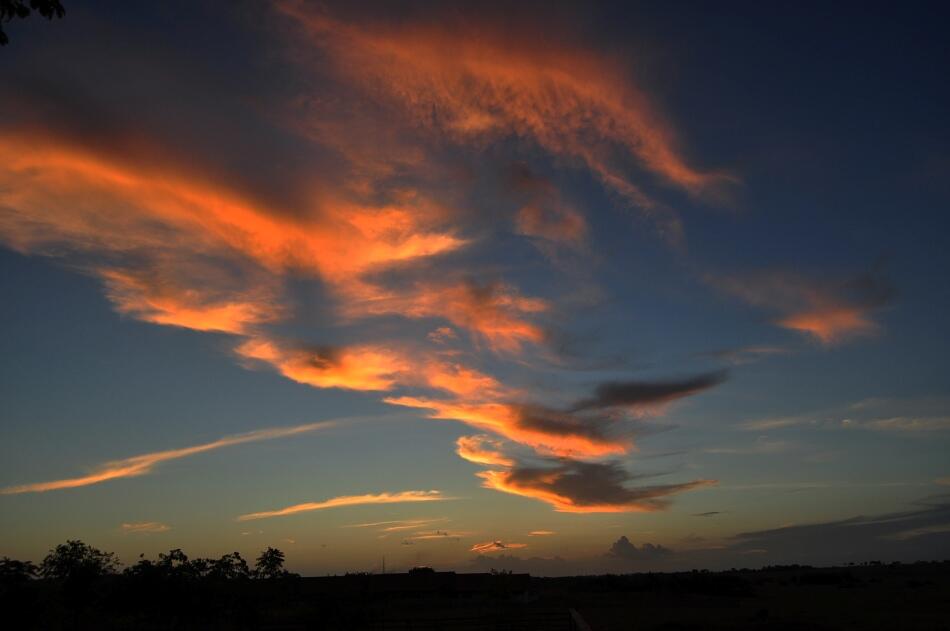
[254,547,287,579]
[0,0,64,45]
[39,539,118,580]
[0,556,36,582]
[209,551,251,580]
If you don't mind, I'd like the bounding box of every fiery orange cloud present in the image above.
[422,363,506,398]
[0,420,337,495]
[236,490,450,521]
[470,541,528,553]
[342,280,548,354]
[386,397,629,458]
[528,530,556,536]
[0,134,466,321]
[236,337,411,391]
[237,336,505,397]
[279,3,733,215]
[100,267,281,335]
[478,464,716,513]
[456,435,515,467]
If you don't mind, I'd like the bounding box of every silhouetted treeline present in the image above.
[0,540,299,629]
[2,540,949,630]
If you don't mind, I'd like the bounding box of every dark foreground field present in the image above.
[2,560,948,630]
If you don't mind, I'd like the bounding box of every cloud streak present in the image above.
[1,420,338,495]
[570,372,726,411]
[236,490,451,521]
[120,521,171,534]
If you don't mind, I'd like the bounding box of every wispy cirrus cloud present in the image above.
[278,1,735,245]
[120,521,171,534]
[858,417,950,432]
[236,490,452,521]
[344,518,448,532]
[1,420,338,495]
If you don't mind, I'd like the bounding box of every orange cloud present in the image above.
[99,267,281,335]
[509,165,588,253]
[456,435,515,467]
[279,3,733,215]
[0,420,337,495]
[528,530,556,536]
[386,397,629,458]
[712,269,894,345]
[422,363,506,398]
[343,280,548,353]
[516,204,587,250]
[777,307,878,344]
[470,540,528,553]
[0,133,466,323]
[236,336,411,391]
[236,490,450,521]
[344,518,448,531]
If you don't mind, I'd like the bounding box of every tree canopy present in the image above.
[0,0,65,45]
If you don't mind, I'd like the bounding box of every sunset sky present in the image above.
[1,1,949,575]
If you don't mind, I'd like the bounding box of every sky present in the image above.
[1,0,949,576]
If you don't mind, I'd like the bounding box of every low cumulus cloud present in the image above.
[464,499,950,574]
[606,536,673,561]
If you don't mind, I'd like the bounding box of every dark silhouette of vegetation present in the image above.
[0,0,64,45]
[254,546,289,579]
[0,556,37,581]
[0,539,948,629]
[39,539,119,580]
